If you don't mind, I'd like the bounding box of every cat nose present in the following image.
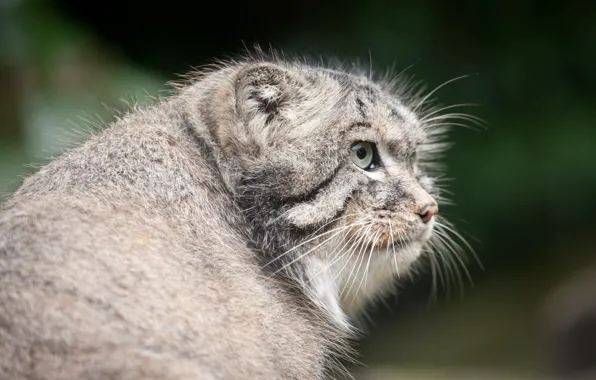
[418,204,438,224]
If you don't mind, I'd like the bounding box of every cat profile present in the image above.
[0,52,469,379]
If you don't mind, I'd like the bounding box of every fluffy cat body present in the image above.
[0,55,457,379]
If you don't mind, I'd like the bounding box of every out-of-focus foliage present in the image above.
[1,0,595,378]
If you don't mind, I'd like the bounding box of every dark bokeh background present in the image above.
[1,0,595,378]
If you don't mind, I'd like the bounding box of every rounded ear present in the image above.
[234,63,296,125]
[215,63,307,156]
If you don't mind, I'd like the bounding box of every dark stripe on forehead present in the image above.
[355,97,366,119]
[349,121,372,131]
[390,108,405,122]
[355,83,377,102]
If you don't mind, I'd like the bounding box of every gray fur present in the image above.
[0,54,460,379]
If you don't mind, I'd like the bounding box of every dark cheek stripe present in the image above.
[235,162,356,264]
[279,163,344,206]
[236,162,343,241]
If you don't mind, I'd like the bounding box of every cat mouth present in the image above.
[373,234,415,250]
[343,221,432,251]
[372,228,432,251]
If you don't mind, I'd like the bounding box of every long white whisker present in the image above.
[389,222,399,278]
[340,225,372,298]
[309,213,361,237]
[436,220,483,270]
[414,75,470,113]
[422,113,485,126]
[269,224,359,276]
[426,247,440,307]
[262,221,357,269]
[333,225,371,287]
[427,240,446,293]
[425,122,479,131]
[433,231,471,296]
[354,229,381,300]
[316,222,370,277]
[431,236,458,298]
[419,103,479,122]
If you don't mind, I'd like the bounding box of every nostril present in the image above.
[419,204,439,224]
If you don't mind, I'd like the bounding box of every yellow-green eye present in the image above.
[350,141,381,170]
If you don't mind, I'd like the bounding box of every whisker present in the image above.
[436,220,483,270]
[306,213,361,236]
[426,121,479,131]
[261,220,358,269]
[419,103,479,122]
[388,222,399,278]
[354,229,381,301]
[426,248,440,307]
[413,75,470,113]
[340,225,372,298]
[315,222,370,277]
[433,231,471,296]
[427,241,446,294]
[333,225,371,287]
[431,236,459,299]
[423,113,485,126]
[268,224,358,276]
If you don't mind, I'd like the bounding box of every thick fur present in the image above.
[0,54,456,379]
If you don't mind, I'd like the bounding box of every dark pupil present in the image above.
[356,147,367,160]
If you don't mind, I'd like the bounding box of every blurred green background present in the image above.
[1,0,595,378]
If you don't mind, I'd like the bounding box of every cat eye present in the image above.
[350,142,381,171]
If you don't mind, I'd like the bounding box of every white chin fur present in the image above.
[304,240,426,328]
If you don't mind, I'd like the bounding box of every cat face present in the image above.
[210,61,454,317]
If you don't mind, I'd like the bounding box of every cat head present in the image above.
[193,58,465,321]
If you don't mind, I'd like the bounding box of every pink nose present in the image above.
[418,204,438,224]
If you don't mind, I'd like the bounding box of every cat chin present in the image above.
[391,241,425,270]
[422,217,436,241]
[302,222,434,326]
[334,251,418,320]
[309,241,426,320]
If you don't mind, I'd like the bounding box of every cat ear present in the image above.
[215,63,307,159]
[234,63,299,130]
